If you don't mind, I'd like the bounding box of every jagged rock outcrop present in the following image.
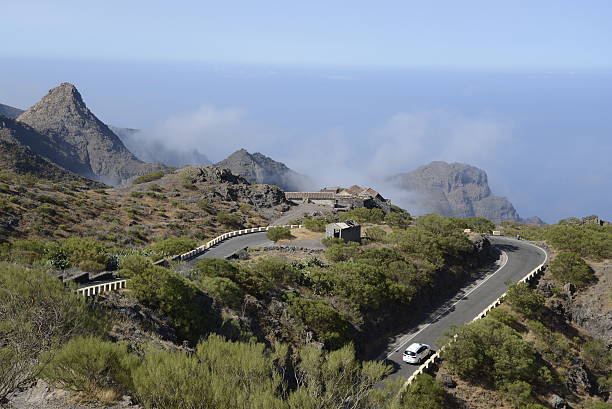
[0,115,104,186]
[16,83,162,185]
[215,149,313,192]
[111,126,211,167]
[0,103,23,119]
[392,161,521,223]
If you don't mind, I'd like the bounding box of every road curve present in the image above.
[381,237,547,381]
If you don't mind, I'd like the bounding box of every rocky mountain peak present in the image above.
[393,161,521,223]
[215,149,313,191]
[16,83,161,185]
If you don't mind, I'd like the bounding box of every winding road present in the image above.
[82,231,547,384]
[186,233,547,381]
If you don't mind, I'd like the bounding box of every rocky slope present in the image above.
[393,161,538,223]
[0,116,104,186]
[111,126,211,168]
[0,103,23,119]
[16,83,162,185]
[216,149,313,192]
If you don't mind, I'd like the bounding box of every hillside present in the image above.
[16,83,162,185]
[393,161,542,224]
[0,103,23,119]
[0,116,105,187]
[216,148,313,191]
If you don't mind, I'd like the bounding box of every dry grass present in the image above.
[276,227,324,243]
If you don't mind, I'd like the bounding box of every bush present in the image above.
[365,226,387,241]
[384,210,412,229]
[505,282,545,318]
[502,380,532,408]
[250,257,296,284]
[149,236,197,259]
[266,227,293,242]
[400,374,447,409]
[303,218,326,232]
[581,338,612,372]
[200,276,244,308]
[0,264,96,400]
[120,256,210,343]
[325,242,359,262]
[78,260,106,274]
[217,211,242,228]
[130,191,143,198]
[442,318,537,387]
[42,337,137,400]
[550,252,594,287]
[321,237,344,247]
[340,208,385,224]
[132,170,164,184]
[288,296,354,349]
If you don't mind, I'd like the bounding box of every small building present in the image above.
[325,221,361,243]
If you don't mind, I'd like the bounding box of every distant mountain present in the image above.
[110,126,211,167]
[0,115,104,186]
[215,149,313,191]
[16,83,162,185]
[0,103,23,119]
[392,161,541,223]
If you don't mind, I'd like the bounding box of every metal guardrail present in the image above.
[80,224,303,297]
[400,240,548,389]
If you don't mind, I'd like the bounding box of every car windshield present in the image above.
[405,351,416,356]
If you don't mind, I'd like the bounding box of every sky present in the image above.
[1,1,611,222]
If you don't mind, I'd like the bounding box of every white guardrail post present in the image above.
[399,241,548,391]
[80,224,304,297]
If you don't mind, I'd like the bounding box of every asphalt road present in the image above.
[193,231,273,260]
[380,237,547,381]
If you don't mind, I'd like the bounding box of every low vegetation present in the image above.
[132,170,164,184]
[267,226,293,242]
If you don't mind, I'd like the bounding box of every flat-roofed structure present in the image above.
[325,220,361,243]
[284,185,391,212]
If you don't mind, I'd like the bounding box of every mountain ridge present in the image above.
[215,148,313,191]
[16,83,162,185]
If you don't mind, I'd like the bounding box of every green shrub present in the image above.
[321,237,344,247]
[217,211,242,228]
[303,218,326,232]
[197,199,213,213]
[400,374,447,409]
[78,260,106,273]
[200,276,244,308]
[42,337,137,399]
[288,297,354,349]
[325,242,359,262]
[120,256,210,343]
[505,282,545,318]
[384,210,412,229]
[340,208,385,224]
[365,226,387,241]
[132,170,164,184]
[0,263,97,400]
[502,380,532,408]
[550,252,594,287]
[130,191,143,198]
[149,236,197,259]
[250,257,296,284]
[442,318,537,387]
[581,338,612,372]
[266,227,293,242]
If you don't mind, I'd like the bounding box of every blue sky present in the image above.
[3,1,612,69]
[1,1,611,222]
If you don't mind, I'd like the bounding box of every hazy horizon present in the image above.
[1,1,610,223]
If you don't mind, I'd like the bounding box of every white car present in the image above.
[402,343,431,364]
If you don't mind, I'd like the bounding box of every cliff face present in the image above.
[393,161,521,222]
[215,149,313,191]
[16,83,161,185]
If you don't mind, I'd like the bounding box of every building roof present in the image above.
[343,185,365,196]
[285,192,336,200]
[329,220,359,229]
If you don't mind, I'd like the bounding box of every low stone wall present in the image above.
[400,241,548,389]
